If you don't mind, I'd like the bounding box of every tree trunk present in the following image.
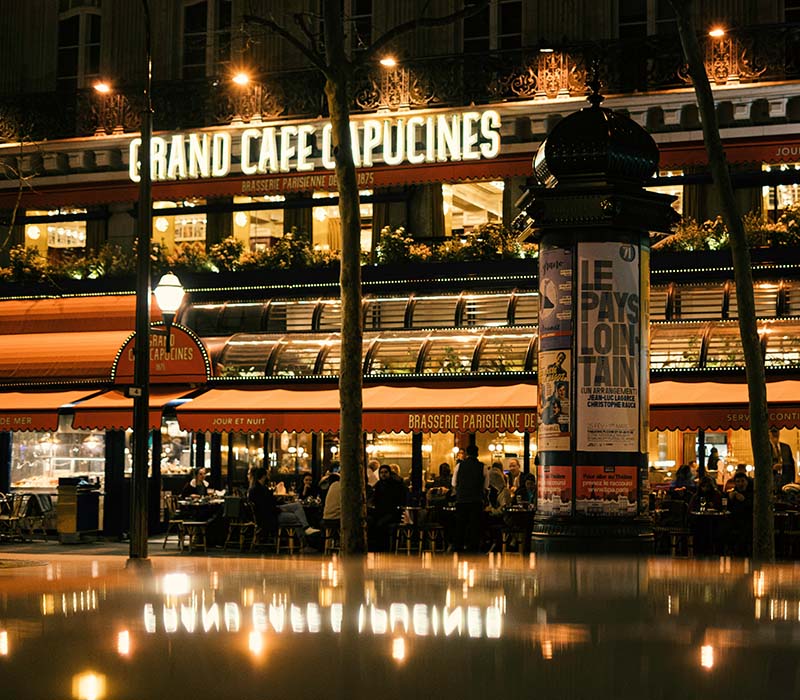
[323,0,367,555]
[670,0,774,562]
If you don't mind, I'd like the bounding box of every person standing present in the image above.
[453,444,486,553]
[769,426,796,487]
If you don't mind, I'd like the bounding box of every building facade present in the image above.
[1,1,799,536]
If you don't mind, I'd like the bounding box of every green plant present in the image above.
[266,227,312,269]
[653,216,728,252]
[375,225,415,265]
[168,241,213,273]
[209,236,245,272]
[6,245,48,282]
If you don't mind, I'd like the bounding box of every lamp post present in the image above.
[128,0,153,564]
[153,272,185,351]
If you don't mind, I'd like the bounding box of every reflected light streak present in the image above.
[117,630,131,656]
[144,604,156,633]
[701,645,715,669]
[72,672,106,700]
[203,603,220,632]
[225,602,241,632]
[162,573,190,597]
[390,603,409,633]
[163,605,178,634]
[542,640,553,660]
[248,631,264,656]
[331,603,343,633]
[0,630,8,656]
[253,603,267,632]
[392,637,406,662]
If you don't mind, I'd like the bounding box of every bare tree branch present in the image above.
[359,0,490,67]
[243,13,328,75]
[293,12,319,49]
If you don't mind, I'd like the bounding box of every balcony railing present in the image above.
[1,24,800,142]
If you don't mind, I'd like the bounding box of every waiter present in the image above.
[769,426,796,487]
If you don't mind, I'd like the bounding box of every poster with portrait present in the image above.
[575,466,637,516]
[538,349,571,451]
[576,241,641,452]
[539,246,573,350]
[537,465,573,515]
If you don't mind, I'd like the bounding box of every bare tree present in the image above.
[244,1,488,555]
[668,0,774,561]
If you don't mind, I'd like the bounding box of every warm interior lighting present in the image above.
[248,630,264,656]
[380,56,397,67]
[708,27,726,38]
[26,225,41,240]
[154,216,169,233]
[93,81,111,94]
[234,211,249,228]
[233,72,250,86]
[0,630,8,656]
[539,47,554,53]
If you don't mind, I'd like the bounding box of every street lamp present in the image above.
[129,0,153,565]
[153,272,185,351]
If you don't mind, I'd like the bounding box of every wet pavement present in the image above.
[1,543,800,699]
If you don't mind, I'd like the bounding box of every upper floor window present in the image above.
[464,0,521,53]
[57,0,102,91]
[182,0,232,79]
[787,1,800,23]
[618,0,676,38]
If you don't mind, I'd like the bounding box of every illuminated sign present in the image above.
[128,110,502,183]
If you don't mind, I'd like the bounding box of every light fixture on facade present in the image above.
[154,216,169,233]
[539,47,554,53]
[153,272,185,352]
[93,81,111,94]
[233,71,250,86]
[234,211,249,228]
[708,27,726,38]
[380,56,397,68]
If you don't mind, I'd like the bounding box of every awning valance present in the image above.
[649,380,800,431]
[0,295,141,335]
[0,390,100,432]
[71,388,198,431]
[176,382,538,434]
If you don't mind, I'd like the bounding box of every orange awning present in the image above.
[71,388,198,431]
[176,382,538,434]
[0,330,132,383]
[650,380,800,430]
[0,390,100,432]
[0,295,143,335]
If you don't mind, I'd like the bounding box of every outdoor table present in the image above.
[689,510,730,556]
[178,498,226,548]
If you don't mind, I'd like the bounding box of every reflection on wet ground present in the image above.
[1,552,800,699]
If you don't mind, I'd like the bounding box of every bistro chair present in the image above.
[162,494,185,551]
[223,497,257,551]
[392,509,417,555]
[20,494,48,541]
[182,519,209,553]
[501,508,535,554]
[322,522,340,555]
[417,508,446,554]
[276,525,302,554]
[0,493,26,542]
[653,499,693,557]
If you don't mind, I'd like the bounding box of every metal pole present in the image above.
[129,0,153,563]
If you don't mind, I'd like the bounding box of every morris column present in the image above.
[516,78,677,553]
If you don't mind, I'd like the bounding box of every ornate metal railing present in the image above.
[1,24,800,142]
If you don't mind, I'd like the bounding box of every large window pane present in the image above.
[650,325,703,369]
[368,333,425,375]
[422,333,481,374]
[705,323,746,368]
[478,332,534,373]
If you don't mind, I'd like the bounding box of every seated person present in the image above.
[426,463,453,506]
[689,476,723,512]
[726,471,753,556]
[297,472,320,500]
[487,464,512,516]
[670,464,696,500]
[515,473,537,508]
[368,464,408,550]
[181,467,209,498]
[321,473,341,527]
[318,462,340,504]
[248,467,319,541]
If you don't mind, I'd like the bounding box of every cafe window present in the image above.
[513,291,539,325]
[462,293,512,327]
[271,338,328,376]
[268,431,311,490]
[618,0,676,37]
[763,321,800,367]
[673,284,725,320]
[11,422,105,491]
[650,324,704,369]
[366,433,412,480]
[647,171,683,215]
[705,322,746,368]
[727,282,780,320]
[463,0,521,53]
[477,332,534,373]
[266,300,318,332]
[445,181,504,236]
[364,297,408,330]
[153,200,207,247]
[25,209,88,251]
[411,295,461,329]
[313,191,372,253]
[367,333,425,375]
[182,0,232,80]
[217,334,280,378]
[421,332,481,374]
[650,286,669,321]
[762,163,800,220]
[233,196,285,251]
[57,1,101,91]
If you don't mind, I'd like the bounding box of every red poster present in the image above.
[537,465,572,515]
[575,466,637,516]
